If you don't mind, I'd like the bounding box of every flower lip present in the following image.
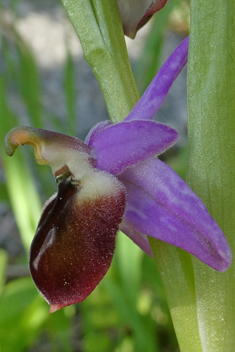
[29,164,126,312]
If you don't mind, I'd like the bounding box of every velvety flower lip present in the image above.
[117,0,168,38]
[4,37,232,312]
[5,126,128,313]
[30,172,126,313]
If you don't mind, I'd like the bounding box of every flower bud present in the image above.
[117,0,167,38]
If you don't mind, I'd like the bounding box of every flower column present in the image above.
[187,0,235,350]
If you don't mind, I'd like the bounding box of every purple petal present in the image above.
[85,120,112,146]
[124,36,189,122]
[119,158,232,271]
[88,120,178,175]
[119,220,153,257]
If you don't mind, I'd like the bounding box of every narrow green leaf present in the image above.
[115,231,143,303]
[0,278,46,352]
[0,277,38,324]
[0,78,42,252]
[104,279,158,352]
[15,32,43,128]
[0,249,8,294]
[187,0,235,350]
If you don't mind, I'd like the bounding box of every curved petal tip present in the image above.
[4,127,47,164]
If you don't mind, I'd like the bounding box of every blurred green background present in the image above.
[0,0,189,351]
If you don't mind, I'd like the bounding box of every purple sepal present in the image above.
[125,36,189,122]
[89,120,178,175]
[119,158,232,271]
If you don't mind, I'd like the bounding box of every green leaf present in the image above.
[0,78,42,252]
[115,231,143,303]
[0,249,8,294]
[186,0,235,350]
[0,277,47,352]
[15,32,43,129]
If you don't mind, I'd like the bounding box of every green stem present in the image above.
[148,241,202,352]
[187,0,235,350]
[60,0,139,122]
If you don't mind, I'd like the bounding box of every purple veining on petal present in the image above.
[124,36,189,122]
[85,120,112,145]
[119,158,232,271]
[119,220,153,257]
[89,120,178,175]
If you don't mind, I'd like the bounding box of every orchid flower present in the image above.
[4,37,232,313]
[117,0,168,38]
